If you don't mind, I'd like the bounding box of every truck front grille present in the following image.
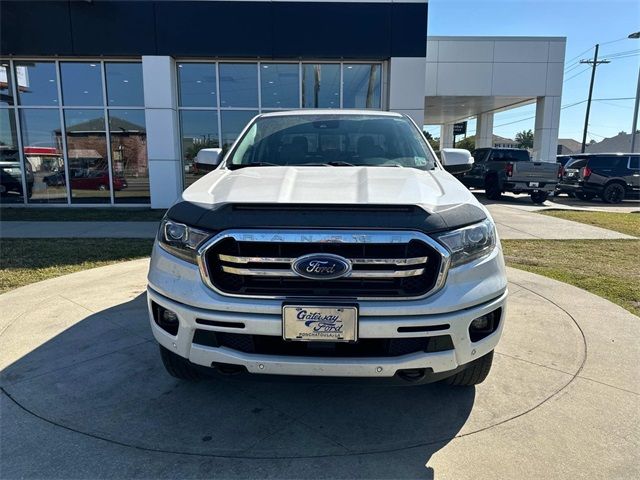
[197,230,449,299]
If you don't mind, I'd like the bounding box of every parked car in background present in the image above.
[460,148,559,204]
[43,170,67,187]
[0,160,33,199]
[70,170,128,191]
[572,153,640,203]
[555,156,588,197]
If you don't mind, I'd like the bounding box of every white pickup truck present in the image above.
[147,110,508,386]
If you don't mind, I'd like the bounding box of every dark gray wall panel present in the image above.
[1,1,428,58]
[155,1,273,57]
[69,1,156,56]
[1,1,73,55]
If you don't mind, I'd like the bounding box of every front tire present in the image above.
[444,351,494,386]
[601,183,625,204]
[159,345,203,381]
[530,191,549,204]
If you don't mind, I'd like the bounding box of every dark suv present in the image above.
[571,153,640,203]
[556,156,588,197]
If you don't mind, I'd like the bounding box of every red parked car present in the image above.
[70,170,128,191]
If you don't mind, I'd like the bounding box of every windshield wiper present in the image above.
[326,161,356,167]
[229,162,280,169]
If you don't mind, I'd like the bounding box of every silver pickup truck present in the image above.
[460,148,559,204]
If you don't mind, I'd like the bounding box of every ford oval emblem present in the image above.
[292,254,352,280]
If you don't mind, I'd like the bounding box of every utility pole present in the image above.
[629,31,640,153]
[580,44,610,153]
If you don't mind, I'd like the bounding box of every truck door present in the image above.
[466,149,489,187]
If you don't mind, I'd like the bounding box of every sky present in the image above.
[425,0,640,143]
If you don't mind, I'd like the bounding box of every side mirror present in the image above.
[194,148,223,172]
[440,148,474,174]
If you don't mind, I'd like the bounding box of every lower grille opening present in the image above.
[195,318,245,329]
[192,330,454,357]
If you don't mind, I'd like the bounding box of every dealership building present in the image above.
[0,0,565,209]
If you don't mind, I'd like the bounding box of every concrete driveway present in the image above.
[1,259,638,479]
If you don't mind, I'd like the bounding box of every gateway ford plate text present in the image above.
[283,305,358,342]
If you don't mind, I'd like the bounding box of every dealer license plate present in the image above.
[529,182,540,187]
[283,305,358,342]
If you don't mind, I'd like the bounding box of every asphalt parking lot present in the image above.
[1,259,638,479]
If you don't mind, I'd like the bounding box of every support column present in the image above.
[440,124,454,149]
[476,112,494,148]
[532,96,561,162]
[142,56,182,209]
[388,57,426,126]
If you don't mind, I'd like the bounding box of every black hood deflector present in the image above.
[165,202,487,234]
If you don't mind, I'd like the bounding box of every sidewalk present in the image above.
[485,204,636,240]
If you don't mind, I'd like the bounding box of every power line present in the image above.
[579,44,611,152]
[564,67,591,83]
[565,46,595,66]
[492,97,633,130]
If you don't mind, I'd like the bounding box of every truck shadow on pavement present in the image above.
[1,293,475,479]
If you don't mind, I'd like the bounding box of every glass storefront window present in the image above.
[260,64,299,109]
[64,109,110,203]
[302,64,340,108]
[0,109,24,203]
[60,62,103,106]
[180,110,219,188]
[19,109,66,203]
[343,64,381,109]
[221,110,257,151]
[178,63,217,107]
[109,110,148,203]
[219,63,258,108]
[106,63,144,107]
[14,62,58,106]
[1,63,13,106]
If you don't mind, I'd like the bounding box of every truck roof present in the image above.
[258,109,404,118]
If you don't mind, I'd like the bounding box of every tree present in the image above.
[423,130,440,151]
[515,129,534,149]
[455,136,475,151]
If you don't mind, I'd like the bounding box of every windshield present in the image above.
[225,114,438,170]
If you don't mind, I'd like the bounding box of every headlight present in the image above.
[435,218,496,267]
[157,218,211,264]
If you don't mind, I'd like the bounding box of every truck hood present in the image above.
[182,166,479,214]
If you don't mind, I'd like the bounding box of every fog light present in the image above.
[162,309,179,324]
[152,301,180,336]
[468,308,501,342]
[470,315,490,330]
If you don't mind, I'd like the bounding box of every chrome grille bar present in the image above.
[221,266,426,278]
[218,254,429,266]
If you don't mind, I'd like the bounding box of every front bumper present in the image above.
[147,242,508,379]
[148,286,506,378]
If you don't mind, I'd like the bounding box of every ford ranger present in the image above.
[147,111,508,386]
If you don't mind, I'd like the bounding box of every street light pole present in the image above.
[629,31,640,153]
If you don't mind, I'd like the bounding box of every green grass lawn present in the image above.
[502,239,640,317]
[0,238,154,294]
[0,208,166,222]
[540,210,640,237]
